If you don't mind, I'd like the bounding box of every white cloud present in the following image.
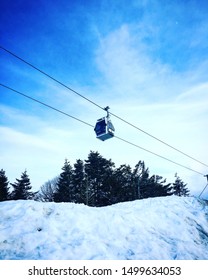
[95,25,188,105]
[91,23,208,196]
[0,104,93,189]
[1,19,208,197]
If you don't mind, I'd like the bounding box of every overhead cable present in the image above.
[0,46,103,111]
[110,112,208,168]
[0,83,93,128]
[1,45,208,168]
[114,136,204,176]
[0,82,205,177]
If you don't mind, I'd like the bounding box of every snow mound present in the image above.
[0,196,208,260]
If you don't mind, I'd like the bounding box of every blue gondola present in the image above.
[94,106,115,141]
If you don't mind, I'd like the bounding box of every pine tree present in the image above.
[54,159,74,202]
[113,164,134,203]
[148,175,172,198]
[79,173,95,206]
[84,151,115,206]
[72,159,85,203]
[0,169,10,201]
[10,170,34,200]
[172,174,189,196]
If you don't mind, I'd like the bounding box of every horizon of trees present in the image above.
[0,151,190,206]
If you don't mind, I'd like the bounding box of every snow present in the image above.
[0,196,208,260]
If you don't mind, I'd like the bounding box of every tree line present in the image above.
[0,151,189,206]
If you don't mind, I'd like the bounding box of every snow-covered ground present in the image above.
[0,196,208,260]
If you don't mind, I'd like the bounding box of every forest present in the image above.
[0,151,189,206]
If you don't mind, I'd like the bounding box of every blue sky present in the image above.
[0,0,208,197]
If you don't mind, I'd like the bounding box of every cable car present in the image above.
[94,106,115,141]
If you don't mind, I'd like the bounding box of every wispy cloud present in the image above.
[92,21,208,195]
[1,0,208,197]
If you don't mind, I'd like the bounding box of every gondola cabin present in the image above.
[94,117,115,141]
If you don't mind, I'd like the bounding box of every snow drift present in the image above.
[0,196,208,260]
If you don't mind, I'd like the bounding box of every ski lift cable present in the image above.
[0,46,103,111]
[0,82,205,177]
[110,112,208,168]
[1,45,208,168]
[0,83,94,128]
[114,136,204,176]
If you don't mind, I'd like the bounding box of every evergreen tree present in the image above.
[10,170,34,200]
[37,151,184,206]
[72,159,85,203]
[79,173,96,206]
[113,164,134,203]
[148,175,172,198]
[54,159,74,202]
[84,151,115,206]
[132,161,172,200]
[0,169,10,201]
[172,174,189,196]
